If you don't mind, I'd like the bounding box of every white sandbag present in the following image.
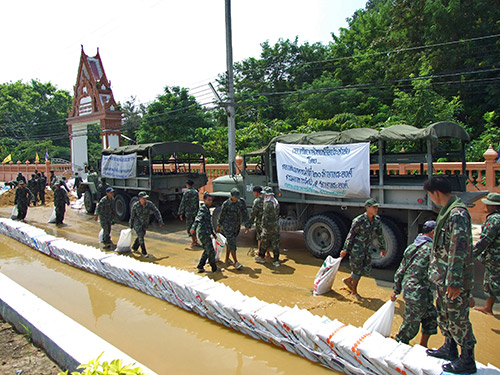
[295,314,332,350]
[362,300,395,337]
[277,305,315,342]
[313,255,342,295]
[11,206,18,220]
[315,319,347,353]
[48,209,56,223]
[115,228,132,253]
[385,342,413,375]
[403,344,447,375]
[212,233,226,262]
[358,335,401,375]
[253,303,290,339]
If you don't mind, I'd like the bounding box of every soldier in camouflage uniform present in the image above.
[472,192,500,315]
[216,187,250,270]
[248,186,263,254]
[14,180,34,221]
[94,187,115,248]
[191,192,219,273]
[254,187,281,267]
[424,177,476,374]
[28,174,38,206]
[178,179,200,246]
[74,172,83,199]
[340,198,386,299]
[391,220,438,346]
[38,172,46,205]
[129,191,164,258]
[53,180,70,225]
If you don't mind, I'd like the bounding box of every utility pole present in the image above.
[225,0,236,176]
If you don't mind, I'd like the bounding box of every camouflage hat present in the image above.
[105,187,114,193]
[55,180,63,185]
[422,220,436,233]
[203,191,211,199]
[262,186,274,195]
[230,188,240,198]
[18,180,25,185]
[364,198,379,207]
[138,191,149,198]
[481,192,500,206]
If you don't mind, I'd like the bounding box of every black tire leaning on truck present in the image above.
[114,193,131,221]
[370,217,404,269]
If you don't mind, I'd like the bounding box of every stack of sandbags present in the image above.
[0,217,498,375]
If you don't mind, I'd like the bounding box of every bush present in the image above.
[59,353,149,375]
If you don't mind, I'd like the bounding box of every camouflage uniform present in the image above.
[217,197,249,251]
[129,200,163,251]
[53,187,70,224]
[14,186,34,220]
[28,176,38,206]
[393,234,437,344]
[342,213,386,280]
[431,196,476,350]
[249,196,264,241]
[97,181,109,200]
[192,202,217,271]
[16,173,27,184]
[473,209,500,298]
[38,175,46,205]
[96,196,114,244]
[258,199,280,261]
[178,187,199,236]
[74,175,83,198]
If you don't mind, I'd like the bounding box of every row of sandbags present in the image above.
[0,218,498,375]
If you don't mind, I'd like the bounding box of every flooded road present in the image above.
[0,205,499,371]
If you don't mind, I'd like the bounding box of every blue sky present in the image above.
[0,0,367,104]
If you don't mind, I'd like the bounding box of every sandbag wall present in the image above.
[0,218,497,375]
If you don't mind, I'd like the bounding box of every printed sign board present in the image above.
[276,142,370,198]
[101,153,137,179]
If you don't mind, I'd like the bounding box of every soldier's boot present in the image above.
[132,239,140,253]
[442,347,476,374]
[140,244,147,255]
[427,337,459,361]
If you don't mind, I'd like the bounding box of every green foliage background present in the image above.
[1,0,499,164]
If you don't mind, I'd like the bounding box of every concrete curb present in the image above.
[0,272,157,375]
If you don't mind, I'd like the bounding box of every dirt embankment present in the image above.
[0,188,76,207]
[0,319,61,375]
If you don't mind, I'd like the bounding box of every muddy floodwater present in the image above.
[0,205,499,373]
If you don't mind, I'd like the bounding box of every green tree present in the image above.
[137,86,212,143]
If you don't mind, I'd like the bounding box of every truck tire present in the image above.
[371,217,404,269]
[324,212,349,239]
[114,194,131,222]
[129,196,139,213]
[303,215,343,259]
[84,191,96,214]
[211,206,221,230]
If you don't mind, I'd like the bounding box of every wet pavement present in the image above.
[0,205,499,373]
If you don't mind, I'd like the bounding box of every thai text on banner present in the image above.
[101,153,137,179]
[276,142,370,198]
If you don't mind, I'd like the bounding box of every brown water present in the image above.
[0,205,499,371]
[0,236,334,375]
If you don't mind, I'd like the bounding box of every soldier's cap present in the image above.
[186,179,194,186]
[481,192,500,206]
[364,198,379,207]
[105,187,114,193]
[203,191,211,199]
[422,220,436,233]
[262,186,274,195]
[253,185,263,193]
[230,188,240,198]
[56,180,64,185]
[18,180,25,185]
[138,191,149,198]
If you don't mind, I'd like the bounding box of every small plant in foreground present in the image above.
[59,353,148,375]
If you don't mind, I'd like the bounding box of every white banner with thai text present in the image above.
[276,142,370,198]
[101,153,137,179]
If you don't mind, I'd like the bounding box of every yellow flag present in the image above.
[35,153,40,162]
[2,154,11,163]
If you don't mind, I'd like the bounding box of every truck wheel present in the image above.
[371,217,404,269]
[114,194,131,222]
[303,215,343,259]
[129,196,139,213]
[324,212,349,239]
[84,191,96,214]
[211,206,221,230]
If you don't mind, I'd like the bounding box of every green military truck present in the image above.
[80,142,208,221]
[211,121,485,268]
